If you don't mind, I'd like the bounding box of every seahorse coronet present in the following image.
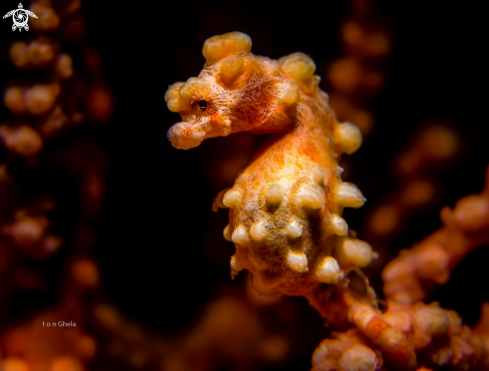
[219,54,246,86]
[203,31,252,66]
[166,31,374,292]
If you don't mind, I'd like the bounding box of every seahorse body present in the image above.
[166,32,374,294]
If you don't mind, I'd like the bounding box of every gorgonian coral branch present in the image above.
[383,166,489,305]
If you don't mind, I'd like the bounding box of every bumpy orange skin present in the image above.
[166,32,371,293]
[166,33,489,371]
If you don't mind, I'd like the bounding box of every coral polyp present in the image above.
[166,31,373,294]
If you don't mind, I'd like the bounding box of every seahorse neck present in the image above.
[295,91,335,138]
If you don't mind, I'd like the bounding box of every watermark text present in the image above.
[42,321,77,327]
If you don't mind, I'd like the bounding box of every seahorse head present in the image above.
[165,32,321,149]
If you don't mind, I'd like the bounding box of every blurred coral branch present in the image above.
[383,166,489,305]
[0,0,112,369]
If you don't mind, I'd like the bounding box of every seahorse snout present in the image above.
[167,121,205,150]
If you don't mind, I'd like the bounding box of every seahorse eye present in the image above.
[197,100,208,111]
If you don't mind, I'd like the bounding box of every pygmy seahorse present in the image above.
[165,32,374,295]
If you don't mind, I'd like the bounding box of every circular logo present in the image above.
[12,8,28,27]
[3,3,38,32]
